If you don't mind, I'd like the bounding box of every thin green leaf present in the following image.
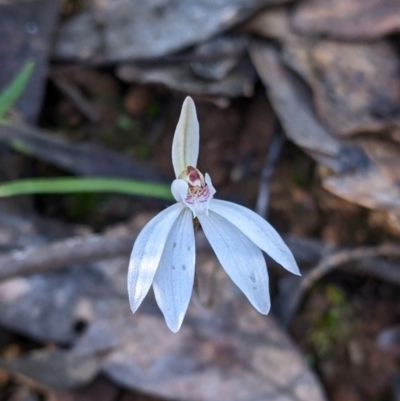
[0,177,173,201]
[0,61,35,120]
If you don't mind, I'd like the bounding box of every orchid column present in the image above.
[128,97,300,333]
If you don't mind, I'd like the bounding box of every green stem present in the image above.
[0,177,173,201]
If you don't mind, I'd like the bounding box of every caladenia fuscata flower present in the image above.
[128,96,300,332]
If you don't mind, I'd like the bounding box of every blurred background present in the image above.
[1,0,400,400]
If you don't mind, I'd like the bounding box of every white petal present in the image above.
[172,97,199,177]
[128,203,185,313]
[153,208,195,332]
[171,179,188,203]
[209,199,300,275]
[205,173,216,198]
[198,211,270,314]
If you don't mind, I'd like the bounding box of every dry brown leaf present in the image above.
[324,168,400,210]
[306,41,400,137]
[248,40,367,174]
[117,59,256,98]
[292,0,400,40]
[244,8,400,138]
[55,0,294,62]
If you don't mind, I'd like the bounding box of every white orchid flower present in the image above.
[128,96,300,332]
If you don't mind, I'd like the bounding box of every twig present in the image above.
[50,50,247,74]
[300,244,400,290]
[0,233,136,281]
[0,221,324,282]
[255,124,284,218]
[0,224,209,281]
[3,217,400,330]
[52,76,101,122]
[276,244,400,326]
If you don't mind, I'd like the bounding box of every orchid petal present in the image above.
[153,208,195,332]
[128,203,185,313]
[209,199,300,275]
[205,173,216,198]
[171,179,188,203]
[198,211,270,314]
[172,96,199,177]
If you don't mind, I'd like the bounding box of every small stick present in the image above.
[0,223,209,282]
[278,244,400,326]
[0,233,135,281]
[255,124,284,218]
[52,77,101,123]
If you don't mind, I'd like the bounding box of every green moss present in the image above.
[308,284,354,358]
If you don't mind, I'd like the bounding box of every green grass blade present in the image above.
[0,61,35,120]
[0,177,173,201]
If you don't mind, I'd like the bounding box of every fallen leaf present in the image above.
[292,0,400,40]
[55,0,293,62]
[117,59,256,98]
[305,41,400,137]
[248,40,367,174]
[190,35,247,81]
[0,348,102,390]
